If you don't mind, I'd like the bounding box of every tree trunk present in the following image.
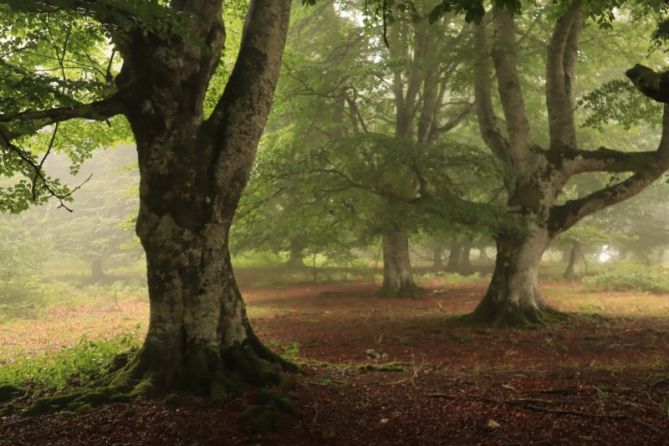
[432,244,444,270]
[378,228,421,297]
[469,223,562,327]
[286,238,306,268]
[460,242,472,274]
[446,242,462,272]
[109,0,293,396]
[563,241,584,280]
[90,257,106,282]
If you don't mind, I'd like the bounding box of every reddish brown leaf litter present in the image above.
[2,282,669,445]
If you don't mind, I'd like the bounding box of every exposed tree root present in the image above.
[464,299,569,328]
[429,388,662,435]
[19,338,297,421]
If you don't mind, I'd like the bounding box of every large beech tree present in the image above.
[471,2,669,326]
[0,0,293,395]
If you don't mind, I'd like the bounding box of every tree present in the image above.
[240,0,507,297]
[43,147,141,282]
[469,2,669,326]
[0,0,294,396]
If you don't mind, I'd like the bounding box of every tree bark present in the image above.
[469,224,560,326]
[107,0,294,396]
[379,228,421,297]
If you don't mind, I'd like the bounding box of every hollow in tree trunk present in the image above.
[378,228,421,297]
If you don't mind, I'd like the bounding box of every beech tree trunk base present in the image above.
[24,337,296,416]
[465,297,568,328]
[112,337,296,401]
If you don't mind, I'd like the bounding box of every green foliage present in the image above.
[0,333,140,392]
[583,266,669,293]
[579,79,663,130]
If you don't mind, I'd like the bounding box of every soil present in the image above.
[2,281,669,445]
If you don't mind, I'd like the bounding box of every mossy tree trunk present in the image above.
[110,0,293,395]
[379,228,421,297]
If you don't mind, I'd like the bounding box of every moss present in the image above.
[238,404,280,434]
[0,384,25,403]
[129,377,155,398]
[163,393,182,406]
[464,301,569,329]
[109,393,133,403]
[255,389,297,414]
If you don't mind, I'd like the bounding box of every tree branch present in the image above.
[550,104,669,233]
[491,7,533,162]
[626,64,669,103]
[546,1,582,150]
[472,19,511,164]
[0,95,125,139]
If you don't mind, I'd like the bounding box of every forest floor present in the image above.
[2,279,669,445]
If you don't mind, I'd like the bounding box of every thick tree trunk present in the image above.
[108,0,293,396]
[378,228,421,297]
[122,216,289,394]
[469,223,562,327]
[563,241,584,280]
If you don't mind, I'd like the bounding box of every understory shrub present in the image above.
[583,267,669,293]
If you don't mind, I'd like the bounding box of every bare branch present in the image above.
[550,104,669,233]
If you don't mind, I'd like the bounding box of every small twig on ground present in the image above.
[0,417,35,430]
[524,404,662,435]
[428,388,662,435]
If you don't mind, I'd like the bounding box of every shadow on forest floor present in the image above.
[1,280,669,445]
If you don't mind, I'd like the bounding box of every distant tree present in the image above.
[44,147,140,282]
[239,1,506,297]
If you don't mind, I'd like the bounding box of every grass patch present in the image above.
[0,333,140,393]
[583,267,669,293]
